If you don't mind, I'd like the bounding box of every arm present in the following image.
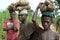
[3,27,13,31]
[3,20,13,31]
[32,8,42,32]
[12,25,18,31]
[18,29,27,40]
[12,20,19,31]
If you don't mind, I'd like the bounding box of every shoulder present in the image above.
[15,19,19,23]
[26,21,34,28]
[26,21,33,25]
[50,30,59,38]
[50,30,57,34]
[15,19,19,21]
[4,19,10,22]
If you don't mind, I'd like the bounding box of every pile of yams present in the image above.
[8,0,30,11]
[38,0,55,12]
[8,0,55,12]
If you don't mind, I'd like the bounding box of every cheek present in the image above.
[19,16,25,19]
[11,15,15,17]
[42,22,49,26]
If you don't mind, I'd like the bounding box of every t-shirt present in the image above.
[3,19,19,40]
[18,21,34,40]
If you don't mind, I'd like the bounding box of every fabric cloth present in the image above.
[3,19,19,40]
[20,9,28,14]
[18,20,34,40]
[42,11,55,18]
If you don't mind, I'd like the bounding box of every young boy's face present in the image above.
[18,14,27,22]
[10,12,16,20]
[41,17,52,30]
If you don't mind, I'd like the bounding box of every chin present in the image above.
[20,20,23,22]
[43,27,48,29]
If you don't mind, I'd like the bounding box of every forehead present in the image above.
[42,17,51,21]
[10,12,16,14]
[18,14,26,16]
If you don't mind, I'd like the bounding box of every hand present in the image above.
[7,22,14,29]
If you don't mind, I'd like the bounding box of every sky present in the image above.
[0,0,59,16]
[0,0,45,11]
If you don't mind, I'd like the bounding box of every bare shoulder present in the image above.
[51,30,59,40]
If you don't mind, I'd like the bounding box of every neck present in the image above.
[44,27,50,31]
[10,18,15,22]
[21,20,26,24]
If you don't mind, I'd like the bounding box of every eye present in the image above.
[46,21,50,23]
[19,15,23,16]
[44,21,49,23]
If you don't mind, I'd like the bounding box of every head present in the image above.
[8,4,16,20]
[18,9,28,22]
[9,11,16,20]
[41,15,52,30]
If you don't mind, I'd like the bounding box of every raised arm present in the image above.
[3,20,13,31]
[32,7,42,32]
[12,20,19,31]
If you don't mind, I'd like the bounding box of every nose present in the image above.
[44,22,48,26]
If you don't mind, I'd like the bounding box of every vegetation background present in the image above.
[0,10,60,40]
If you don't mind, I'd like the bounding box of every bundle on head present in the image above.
[38,0,55,12]
[16,5,30,11]
[44,0,53,5]
[47,3,55,11]
[15,0,30,11]
[16,0,29,7]
[16,7,23,11]
[45,0,55,11]
[8,3,16,12]
[38,3,47,12]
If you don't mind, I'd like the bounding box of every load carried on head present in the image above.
[38,0,55,12]
[15,0,30,11]
[7,3,16,12]
[37,0,55,18]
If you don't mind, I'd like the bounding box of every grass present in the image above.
[0,10,10,40]
[0,10,60,40]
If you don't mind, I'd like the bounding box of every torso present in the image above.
[5,19,19,40]
[19,21,34,40]
[38,29,56,40]
[30,29,57,40]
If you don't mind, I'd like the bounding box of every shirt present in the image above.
[3,19,19,40]
[18,20,34,40]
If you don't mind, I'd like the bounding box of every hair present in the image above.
[41,15,53,22]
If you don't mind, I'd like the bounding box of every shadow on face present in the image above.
[18,14,27,22]
[10,12,16,19]
[41,16,52,30]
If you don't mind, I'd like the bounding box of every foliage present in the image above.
[0,10,60,40]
